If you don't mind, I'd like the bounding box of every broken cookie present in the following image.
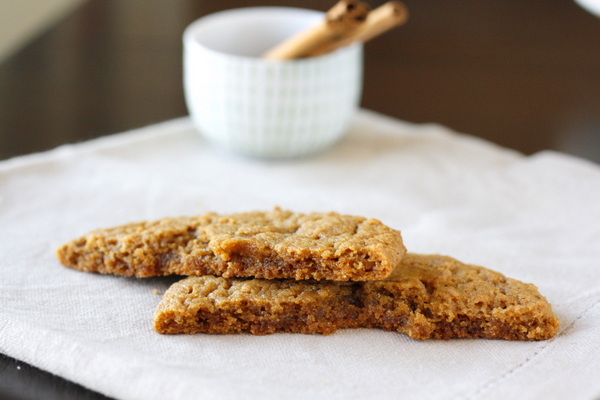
[153,253,560,341]
[57,208,406,281]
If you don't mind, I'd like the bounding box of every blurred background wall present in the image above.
[0,0,85,63]
[1,0,599,163]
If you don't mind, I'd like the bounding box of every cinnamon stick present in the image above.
[262,0,370,60]
[307,1,408,57]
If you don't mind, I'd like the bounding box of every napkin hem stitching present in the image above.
[465,298,600,399]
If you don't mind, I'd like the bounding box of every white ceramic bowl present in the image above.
[183,7,363,158]
[574,0,600,16]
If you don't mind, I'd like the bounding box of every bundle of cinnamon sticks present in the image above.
[263,0,408,60]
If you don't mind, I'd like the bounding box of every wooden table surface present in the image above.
[1,0,599,399]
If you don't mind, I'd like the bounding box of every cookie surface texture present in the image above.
[56,209,406,281]
[153,254,560,341]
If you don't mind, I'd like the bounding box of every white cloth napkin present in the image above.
[1,109,599,400]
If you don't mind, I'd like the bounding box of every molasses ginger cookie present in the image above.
[153,254,559,340]
[57,208,406,281]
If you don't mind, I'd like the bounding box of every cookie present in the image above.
[153,254,560,340]
[56,208,406,281]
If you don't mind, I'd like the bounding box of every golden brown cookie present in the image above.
[153,254,560,341]
[56,208,406,281]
